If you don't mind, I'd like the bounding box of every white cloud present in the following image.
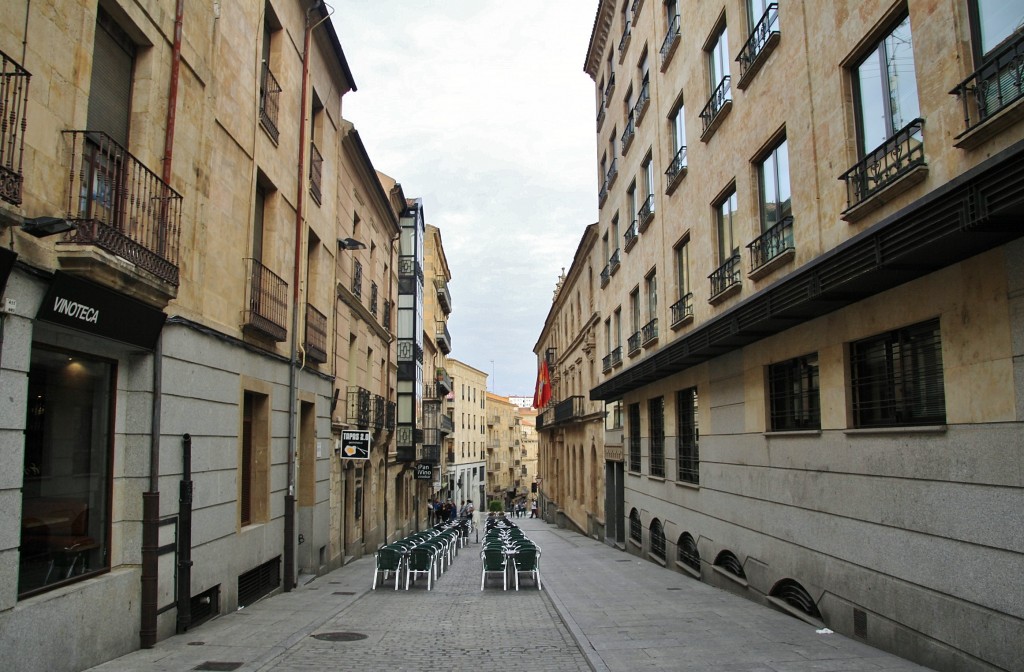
[333,1,598,395]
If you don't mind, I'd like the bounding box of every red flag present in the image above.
[533,359,552,409]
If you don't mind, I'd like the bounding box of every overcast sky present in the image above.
[331,2,598,397]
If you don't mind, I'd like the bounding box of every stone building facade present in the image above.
[577,0,1024,670]
[444,358,487,507]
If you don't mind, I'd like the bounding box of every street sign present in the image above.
[414,463,433,480]
[339,430,371,460]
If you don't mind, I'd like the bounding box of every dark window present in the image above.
[628,403,641,472]
[768,354,820,431]
[676,387,699,484]
[629,509,642,543]
[678,532,700,573]
[851,319,945,427]
[649,397,664,477]
[650,519,666,560]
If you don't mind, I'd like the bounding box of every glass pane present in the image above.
[977,0,1024,55]
[777,138,791,219]
[857,50,888,152]
[673,105,686,150]
[884,17,919,132]
[760,155,778,232]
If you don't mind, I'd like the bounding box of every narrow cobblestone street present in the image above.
[85,516,931,672]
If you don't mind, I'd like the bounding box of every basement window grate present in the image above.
[237,556,280,608]
[189,585,220,629]
[769,578,821,619]
[713,550,746,579]
[678,532,700,573]
[854,607,867,638]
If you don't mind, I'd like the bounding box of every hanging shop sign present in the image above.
[36,272,166,349]
[339,429,371,460]
[414,463,433,480]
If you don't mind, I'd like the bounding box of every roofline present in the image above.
[533,223,599,354]
[318,4,357,92]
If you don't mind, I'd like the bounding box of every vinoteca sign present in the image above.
[36,272,166,350]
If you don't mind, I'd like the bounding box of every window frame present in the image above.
[768,353,821,431]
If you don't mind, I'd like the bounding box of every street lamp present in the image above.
[22,216,75,238]
[338,237,366,250]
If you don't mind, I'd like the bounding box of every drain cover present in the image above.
[187,642,205,646]
[333,591,356,595]
[194,663,243,671]
[312,632,368,642]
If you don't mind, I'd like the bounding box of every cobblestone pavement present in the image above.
[86,516,931,672]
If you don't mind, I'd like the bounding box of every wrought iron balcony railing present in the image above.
[601,264,611,288]
[633,80,650,125]
[840,118,925,211]
[627,330,642,355]
[630,0,644,21]
[554,396,586,424]
[436,321,452,354]
[610,345,623,367]
[699,76,732,137]
[665,145,688,191]
[597,104,606,131]
[370,282,378,317]
[624,219,639,251]
[537,406,555,429]
[660,15,681,69]
[709,253,742,299]
[747,215,794,273]
[309,141,323,204]
[439,413,454,434]
[352,260,363,299]
[602,353,612,372]
[382,299,392,331]
[435,277,452,314]
[62,130,183,285]
[372,394,386,430]
[670,293,693,327]
[385,400,396,431]
[609,248,621,274]
[604,72,616,104]
[421,444,441,465]
[737,3,780,83]
[259,62,281,143]
[242,258,288,341]
[621,114,636,154]
[618,21,632,60]
[641,318,658,346]
[951,29,1024,136]
[0,49,30,206]
[304,303,328,364]
[347,385,371,428]
[637,194,654,231]
[435,366,453,395]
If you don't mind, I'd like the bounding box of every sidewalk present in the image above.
[86,516,931,672]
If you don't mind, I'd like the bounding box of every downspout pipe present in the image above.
[141,0,184,649]
[286,1,331,592]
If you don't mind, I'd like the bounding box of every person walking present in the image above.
[530,499,538,518]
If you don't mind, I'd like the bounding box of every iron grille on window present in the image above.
[709,253,741,298]
[851,319,945,427]
[303,303,328,364]
[627,330,642,355]
[243,258,288,341]
[641,318,659,346]
[650,520,666,560]
[678,532,700,572]
[769,354,820,431]
[676,387,699,484]
[737,3,780,80]
[0,49,30,206]
[747,215,794,272]
[629,510,642,543]
[714,550,746,578]
[372,394,385,430]
[648,397,664,477]
[347,386,371,428]
[628,403,641,472]
[352,260,362,299]
[660,14,681,67]
[309,141,322,204]
[385,401,396,431]
[370,282,378,317]
[665,145,687,188]
[258,63,281,143]
[699,76,731,135]
[382,299,391,331]
[840,118,925,211]
[670,293,693,326]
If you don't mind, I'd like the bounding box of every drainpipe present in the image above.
[286,1,332,591]
[141,0,184,649]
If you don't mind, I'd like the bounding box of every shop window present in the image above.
[19,346,114,597]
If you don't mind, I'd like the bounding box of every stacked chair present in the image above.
[480,518,542,591]
[371,520,465,590]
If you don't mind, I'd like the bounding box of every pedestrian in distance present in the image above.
[530,499,538,518]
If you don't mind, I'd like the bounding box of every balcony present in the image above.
[259,62,281,143]
[347,385,371,428]
[554,396,586,424]
[624,219,639,252]
[631,0,645,22]
[699,76,733,141]
[665,146,688,194]
[304,303,328,364]
[736,3,780,90]
[352,260,362,299]
[610,345,623,367]
[637,194,654,232]
[709,253,742,302]
[600,264,611,288]
[536,406,555,429]
[439,413,454,435]
[386,401,396,431]
[660,15,681,71]
[747,215,795,279]
[382,299,392,331]
[670,293,694,329]
[840,118,926,221]
[633,80,650,126]
[435,366,453,395]
[609,248,621,275]
[309,141,323,205]
[618,21,632,62]
[59,131,183,297]
[435,277,452,314]
[398,255,424,282]
[436,321,452,354]
[421,445,441,465]
[621,115,636,155]
[641,318,658,347]
[597,103,606,132]
[0,50,29,206]
[370,282,378,317]
[952,29,1024,146]
[604,73,616,105]
[602,352,612,372]
[627,330,642,356]
[242,258,288,341]
[372,394,386,430]
[545,347,557,368]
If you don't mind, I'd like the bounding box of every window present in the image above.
[700,19,732,135]
[241,388,271,527]
[853,14,920,155]
[678,532,700,572]
[649,397,665,477]
[671,238,692,326]
[717,189,739,264]
[646,271,657,319]
[640,155,656,226]
[666,96,687,187]
[259,3,283,142]
[709,22,730,88]
[851,319,945,427]
[650,519,666,560]
[758,137,791,232]
[629,508,642,543]
[676,387,699,484]
[768,354,820,431]
[605,400,624,430]
[19,347,114,596]
[971,1,1024,57]
[628,403,641,472]
[628,288,641,354]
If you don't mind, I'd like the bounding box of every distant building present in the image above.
[445,358,487,507]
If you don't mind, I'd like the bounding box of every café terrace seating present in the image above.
[371,518,469,591]
[480,518,542,591]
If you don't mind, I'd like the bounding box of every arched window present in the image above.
[650,518,665,560]
[714,549,746,578]
[677,532,700,573]
[769,578,822,619]
[629,508,642,543]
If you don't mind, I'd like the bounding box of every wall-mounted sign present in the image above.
[339,430,371,460]
[414,463,433,480]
